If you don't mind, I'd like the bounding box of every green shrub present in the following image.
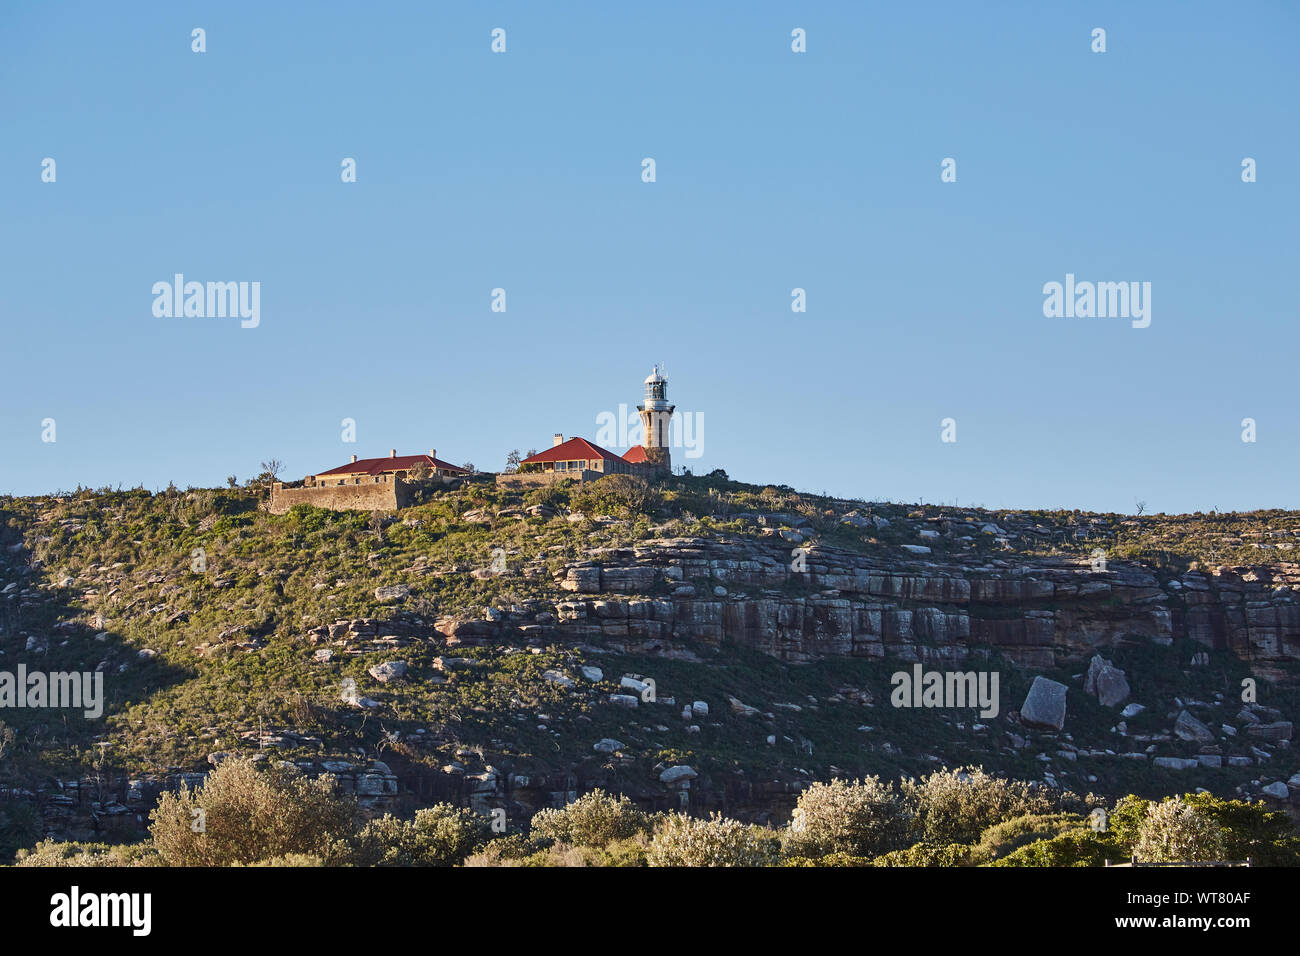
[902,766,1058,845]
[15,839,163,867]
[992,830,1120,867]
[782,777,910,859]
[1181,793,1300,866]
[871,842,971,867]
[149,758,357,866]
[529,790,651,848]
[592,833,652,867]
[968,812,1085,865]
[461,834,545,867]
[647,813,781,867]
[1106,793,1151,849]
[354,804,492,867]
[570,476,662,519]
[1134,797,1229,864]
[514,844,598,867]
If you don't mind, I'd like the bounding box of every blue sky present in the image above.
[2,1,1296,514]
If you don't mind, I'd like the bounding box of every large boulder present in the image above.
[367,660,407,683]
[1174,710,1216,743]
[1084,654,1131,708]
[620,676,653,697]
[1246,721,1293,742]
[1020,677,1068,731]
[374,584,410,603]
[728,696,760,717]
[660,766,698,786]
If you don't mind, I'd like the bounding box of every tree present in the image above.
[570,475,662,518]
[530,790,651,848]
[354,805,492,866]
[461,462,476,474]
[150,757,357,866]
[1134,798,1229,864]
[225,475,238,488]
[1135,499,1147,516]
[647,813,781,867]
[505,450,522,474]
[1181,793,1300,865]
[246,459,285,489]
[783,778,911,860]
[901,766,1057,845]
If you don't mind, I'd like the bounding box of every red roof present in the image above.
[521,437,625,465]
[622,445,649,463]
[316,454,467,477]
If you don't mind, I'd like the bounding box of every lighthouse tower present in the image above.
[637,365,675,475]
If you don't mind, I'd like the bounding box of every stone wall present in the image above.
[269,477,410,514]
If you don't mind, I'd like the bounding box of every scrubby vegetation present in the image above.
[783,777,911,859]
[149,758,357,866]
[13,758,1297,867]
[529,788,651,848]
[3,474,1299,867]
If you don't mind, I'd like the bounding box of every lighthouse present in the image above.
[637,365,675,475]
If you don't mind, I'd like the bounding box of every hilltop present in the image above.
[1,472,1297,855]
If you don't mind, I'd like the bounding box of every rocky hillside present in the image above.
[1,474,1298,855]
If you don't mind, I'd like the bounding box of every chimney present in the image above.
[553,433,564,447]
[350,454,357,463]
[390,449,397,458]
[429,448,436,460]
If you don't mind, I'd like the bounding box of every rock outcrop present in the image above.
[430,537,1300,675]
[1084,654,1131,707]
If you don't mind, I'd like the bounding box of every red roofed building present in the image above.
[315,449,468,480]
[268,448,469,514]
[519,436,633,477]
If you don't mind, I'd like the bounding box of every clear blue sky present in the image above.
[2,1,1296,514]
